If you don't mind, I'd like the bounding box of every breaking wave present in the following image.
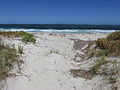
[0,28,118,33]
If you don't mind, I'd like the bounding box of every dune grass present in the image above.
[91,58,120,90]
[0,42,19,80]
[90,58,109,75]
[82,31,120,90]
[84,31,120,58]
[70,31,120,90]
[18,45,24,54]
[0,31,36,44]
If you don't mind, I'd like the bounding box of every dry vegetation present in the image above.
[0,31,36,44]
[86,31,120,57]
[0,31,36,82]
[0,31,35,88]
[0,39,23,81]
[71,31,120,90]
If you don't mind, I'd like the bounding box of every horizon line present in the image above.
[0,24,120,25]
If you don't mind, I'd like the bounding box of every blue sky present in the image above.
[0,0,120,24]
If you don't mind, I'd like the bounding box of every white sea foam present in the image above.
[89,29,117,33]
[0,28,118,33]
[38,29,79,33]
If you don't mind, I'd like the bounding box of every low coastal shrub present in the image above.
[96,31,120,56]
[85,31,120,57]
[0,31,36,44]
[21,34,36,44]
[108,31,120,40]
[0,31,21,37]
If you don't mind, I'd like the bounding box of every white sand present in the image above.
[2,33,109,90]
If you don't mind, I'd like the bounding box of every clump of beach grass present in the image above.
[0,38,23,81]
[90,57,109,75]
[92,58,120,90]
[0,31,36,44]
[18,45,24,54]
[71,57,120,90]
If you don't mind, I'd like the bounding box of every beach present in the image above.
[2,33,108,90]
[0,0,120,89]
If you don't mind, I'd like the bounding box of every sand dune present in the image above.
[2,33,108,90]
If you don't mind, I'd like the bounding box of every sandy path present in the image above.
[3,33,107,90]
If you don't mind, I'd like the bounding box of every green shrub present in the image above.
[19,31,36,44]
[22,35,36,44]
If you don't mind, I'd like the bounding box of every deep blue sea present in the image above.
[0,28,118,34]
